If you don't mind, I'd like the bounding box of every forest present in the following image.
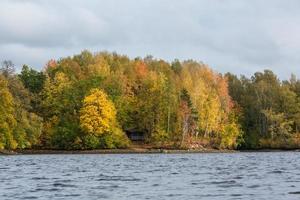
[0,51,300,150]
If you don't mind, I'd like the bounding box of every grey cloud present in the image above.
[0,0,300,79]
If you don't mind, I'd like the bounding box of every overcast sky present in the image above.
[1,0,300,79]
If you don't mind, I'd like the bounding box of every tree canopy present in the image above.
[1,51,299,150]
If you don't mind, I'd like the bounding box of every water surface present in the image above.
[1,152,300,199]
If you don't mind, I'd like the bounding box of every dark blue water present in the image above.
[1,152,300,200]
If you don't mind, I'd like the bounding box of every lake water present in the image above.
[1,152,300,200]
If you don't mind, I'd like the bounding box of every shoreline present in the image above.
[1,148,235,155]
[1,148,300,155]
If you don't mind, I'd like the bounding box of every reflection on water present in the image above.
[1,152,300,200]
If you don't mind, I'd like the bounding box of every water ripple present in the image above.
[1,152,300,200]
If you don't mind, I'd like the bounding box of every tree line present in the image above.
[0,51,299,150]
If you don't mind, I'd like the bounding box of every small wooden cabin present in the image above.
[126,130,145,141]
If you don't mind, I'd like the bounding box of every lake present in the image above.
[1,152,300,200]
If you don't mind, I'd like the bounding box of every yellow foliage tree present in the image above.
[0,76,17,149]
[80,88,118,135]
[181,63,223,137]
[86,55,110,77]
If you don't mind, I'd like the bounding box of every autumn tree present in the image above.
[0,62,43,150]
[80,88,129,148]
[0,75,17,149]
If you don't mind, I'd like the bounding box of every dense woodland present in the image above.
[0,51,300,150]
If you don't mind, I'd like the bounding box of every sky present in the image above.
[0,0,300,79]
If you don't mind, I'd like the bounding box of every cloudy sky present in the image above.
[0,0,300,79]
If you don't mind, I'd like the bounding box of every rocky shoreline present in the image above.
[0,148,238,155]
[1,148,300,155]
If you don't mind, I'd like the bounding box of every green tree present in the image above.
[19,65,45,94]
